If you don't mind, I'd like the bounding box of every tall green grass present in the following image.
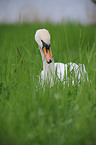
[0,23,96,145]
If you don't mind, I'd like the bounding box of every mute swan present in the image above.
[35,29,88,87]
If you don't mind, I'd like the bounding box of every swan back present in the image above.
[39,62,88,87]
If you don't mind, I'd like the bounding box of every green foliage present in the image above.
[0,23,96,145]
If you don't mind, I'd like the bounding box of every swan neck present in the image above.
[43,60,54,72]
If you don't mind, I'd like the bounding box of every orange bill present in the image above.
[43,47,53,63]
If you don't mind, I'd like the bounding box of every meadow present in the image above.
[0,23,96,145]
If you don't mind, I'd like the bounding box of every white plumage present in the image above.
[35,29,88,87]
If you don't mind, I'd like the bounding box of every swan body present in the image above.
[40,62,88,87]
[35,29,88,87]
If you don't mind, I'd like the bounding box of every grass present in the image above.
[0,23,96,145]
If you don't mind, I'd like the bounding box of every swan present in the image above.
[35,29,88,87]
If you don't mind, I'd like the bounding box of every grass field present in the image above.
[0,23,96,145]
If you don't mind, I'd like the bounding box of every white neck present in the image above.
[40,47,55,79]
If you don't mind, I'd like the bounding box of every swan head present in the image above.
[35,29,53,64]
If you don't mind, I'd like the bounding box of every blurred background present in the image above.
[0,0,96,24]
